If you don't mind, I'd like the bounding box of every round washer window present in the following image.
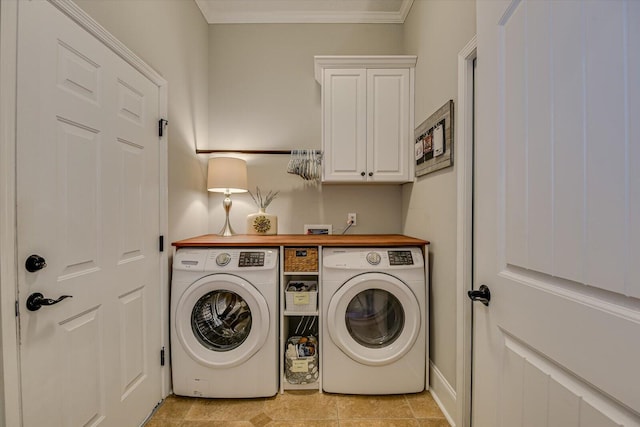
[191,290,252,352]
[345,289,404,348]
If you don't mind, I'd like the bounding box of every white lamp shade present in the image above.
[207,157,248,193]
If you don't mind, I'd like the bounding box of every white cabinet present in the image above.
[315,56,417,183]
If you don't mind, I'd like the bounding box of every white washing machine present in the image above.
[322,247,427,394]
[171,248,278,398]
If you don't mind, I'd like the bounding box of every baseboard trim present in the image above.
[429,361,457,427]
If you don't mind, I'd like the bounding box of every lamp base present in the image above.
[219,218,235,237]
[218,193,236,237]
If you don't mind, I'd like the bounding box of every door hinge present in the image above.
[159,235,164,252]
[15,300,19,317]
[158,119,168,137]
[160,347,166,366]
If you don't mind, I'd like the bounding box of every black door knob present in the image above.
[468,284,491,306]
[25,254,46,272]
[26,293,72,311]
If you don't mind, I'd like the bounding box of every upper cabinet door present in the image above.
[322,69,367,182]
[367,69,410,183]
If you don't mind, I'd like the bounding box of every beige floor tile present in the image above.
[263,391,338,420]
[250,412,273,427]
[267,421,340,427]
[146,391,450,426]
[417,419,451,427]
[184,397,266,421]
[340,420,419,427]
[180,422,254,427]
[404,392,446,419]
[335,394,414,419]
[152,395,196,420]
[144,419,183,427]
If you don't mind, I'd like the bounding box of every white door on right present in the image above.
[474,1,640,426]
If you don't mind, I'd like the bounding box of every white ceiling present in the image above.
[195,0,415,24]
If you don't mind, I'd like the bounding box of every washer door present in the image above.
[327,272,421,366]
[175,274,270,368]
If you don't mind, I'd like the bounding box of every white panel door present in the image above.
[16,1,162,426]
[474,1,640,426]
[367,68,410,182]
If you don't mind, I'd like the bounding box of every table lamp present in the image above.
[207,157,248,236]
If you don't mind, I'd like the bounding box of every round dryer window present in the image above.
[328,272,421,366]
[175,274,270,368]
[345,289,405,349]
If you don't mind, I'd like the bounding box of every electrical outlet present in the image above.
[347,213,357,226]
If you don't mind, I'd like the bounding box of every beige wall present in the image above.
[74,0,476,412]
[75,0,210,243]
[402,0,476,394]
[206,24,406,234]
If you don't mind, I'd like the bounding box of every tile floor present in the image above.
[144,390,450,427]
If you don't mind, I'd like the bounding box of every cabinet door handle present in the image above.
[360,171,366,176]
[368,172,373,177]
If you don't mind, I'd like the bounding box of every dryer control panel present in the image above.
[323,247,424,270]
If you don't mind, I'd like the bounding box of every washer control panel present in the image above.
[366,252,381,265]
[215,253,231,266]
[173,248,278,271]
[238,251,266,267]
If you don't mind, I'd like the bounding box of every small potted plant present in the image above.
[246,187,279,235]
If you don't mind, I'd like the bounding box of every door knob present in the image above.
[26,292,72,311]
[25,254,47,272]
[468,284,491,306]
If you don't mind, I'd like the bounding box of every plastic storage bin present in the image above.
[285,281,318,312]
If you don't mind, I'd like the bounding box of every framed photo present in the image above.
[303,224,332,235]
[415,100,454,177]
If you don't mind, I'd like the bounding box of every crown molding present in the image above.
[196,0,414,24]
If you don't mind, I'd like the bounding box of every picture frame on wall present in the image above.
[415,100,454,177]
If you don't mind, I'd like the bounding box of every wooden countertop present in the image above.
[172,234,429,248]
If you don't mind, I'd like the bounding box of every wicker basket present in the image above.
[284,247,318,272]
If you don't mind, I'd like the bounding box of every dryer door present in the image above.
[327,272,421,366]
[175,274,270,368]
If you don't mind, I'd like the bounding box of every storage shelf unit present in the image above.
[280,246,321,392]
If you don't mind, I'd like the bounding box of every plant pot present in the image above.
[246,209,277,235]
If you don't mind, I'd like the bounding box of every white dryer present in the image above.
[171,248,278,398]
[322,247,427,394]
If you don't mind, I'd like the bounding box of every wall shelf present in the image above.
[196,149,293,155]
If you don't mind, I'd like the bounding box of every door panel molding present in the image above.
[501,333,638,426]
